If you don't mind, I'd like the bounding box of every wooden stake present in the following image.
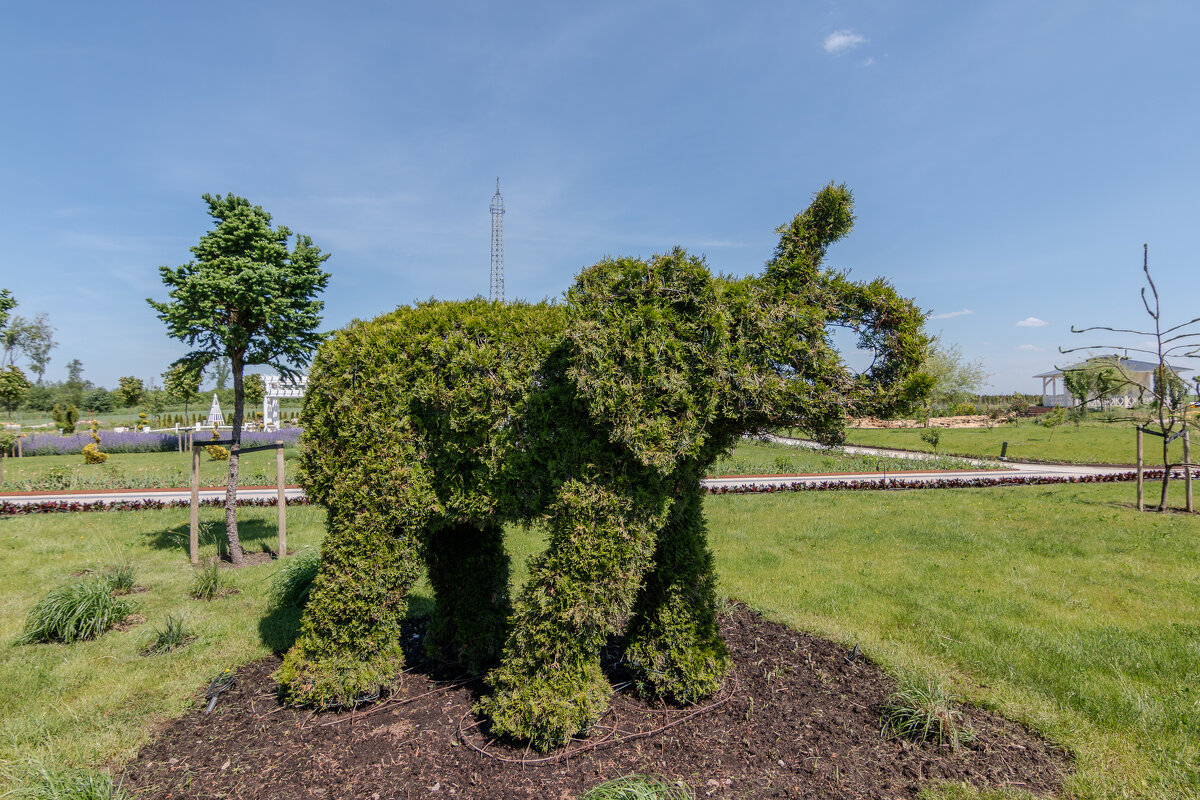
[1136,426,1144,512]
[276,440,286,558]
[190,441,201,565]
[1185,428,1193,513]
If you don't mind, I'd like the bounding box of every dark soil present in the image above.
[123,607,1069,799]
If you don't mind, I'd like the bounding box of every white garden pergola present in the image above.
[262,374,308,430]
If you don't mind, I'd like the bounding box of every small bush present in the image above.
[580,775,694,800]
[880,675,974,750]
[81,443,109,464]
[205,444,229,461]
[951,402,977,416]
[2,760,127,800]
[144,614,195,655]
[919,428,942,450]
[190,559,231,601]
[267,548,321,610]
[17,580,139,644]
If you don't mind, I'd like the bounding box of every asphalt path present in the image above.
[0,436,1141,507]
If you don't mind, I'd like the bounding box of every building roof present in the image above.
[1034,357,1192,379]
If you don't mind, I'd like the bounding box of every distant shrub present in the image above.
[951,402,977,416]
[82,443,108,464]
[205,444,229,461]
[51,404,79,435]
[17,579,138,644]
[919,428,942,450]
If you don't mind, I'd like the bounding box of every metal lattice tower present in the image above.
[489,178,505,302]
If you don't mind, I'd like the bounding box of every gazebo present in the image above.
[1035,356,1191,408]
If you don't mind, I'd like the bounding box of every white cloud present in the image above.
[1016,344,1041,352]
[823,30,866,54]
[930,308,972,320]
[861,57,875,67]
[1015,317,1049,328]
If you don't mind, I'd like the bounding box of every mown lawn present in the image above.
[0,439,989,495]
[843,419,1192,465]
[0,448,303,492]
[1,483,1197,798]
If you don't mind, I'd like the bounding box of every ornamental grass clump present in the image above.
[880,674,974,751]
[17,579,139,645]
[190,558,231,601]
[580,775,694,800]
[266,548,321,610]
[143,614,195,655]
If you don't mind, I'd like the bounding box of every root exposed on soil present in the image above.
[124,607,1068,799]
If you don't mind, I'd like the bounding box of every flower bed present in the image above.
[16,427,303,456]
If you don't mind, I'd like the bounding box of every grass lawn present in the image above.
[843,419,1193,465]
[0,448,303,492]
[1,484,1197,798]
[710,439,986,475]
[0,439,988,494]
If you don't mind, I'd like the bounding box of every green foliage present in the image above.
[17,580,138,644]
[51,404,78,434]
[80,389,114,413]
[266,548,321,610]
[148,193,331,563]
[161,363,202,410]
[921,340,988,413]
[880,674,974,751]
[283,184,930,748]
[919,427,942,450]
[1,760,126,800]
[1062,357,1120,408]
[189,559,230,601]
[243,373,265,407]
[580,775,694,800]
[100,560,135,595]
[0,364,33,416]
[113,377,144,408]
[143,614,194,655]
[1038,407,1066,438]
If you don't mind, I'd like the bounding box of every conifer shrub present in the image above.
[82,421,108,464]
[280,184,931,748]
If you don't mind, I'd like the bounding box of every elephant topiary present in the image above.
[277,183,930,750]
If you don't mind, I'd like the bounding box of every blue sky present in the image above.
[2,1,1197,393]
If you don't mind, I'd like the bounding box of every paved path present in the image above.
[0,436,1145,508]
[0,485,306,508]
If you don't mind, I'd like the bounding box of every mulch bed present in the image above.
[123,607,1069,799]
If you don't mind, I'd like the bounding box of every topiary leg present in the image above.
[476,479,668,751]
[623,481,730,704]
[277,508,421,709]
[424,522,511,671]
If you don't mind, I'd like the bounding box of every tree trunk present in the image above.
[224,352,245,565]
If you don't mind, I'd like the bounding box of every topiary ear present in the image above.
[565,249,726,474]
[764,182,855,293]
